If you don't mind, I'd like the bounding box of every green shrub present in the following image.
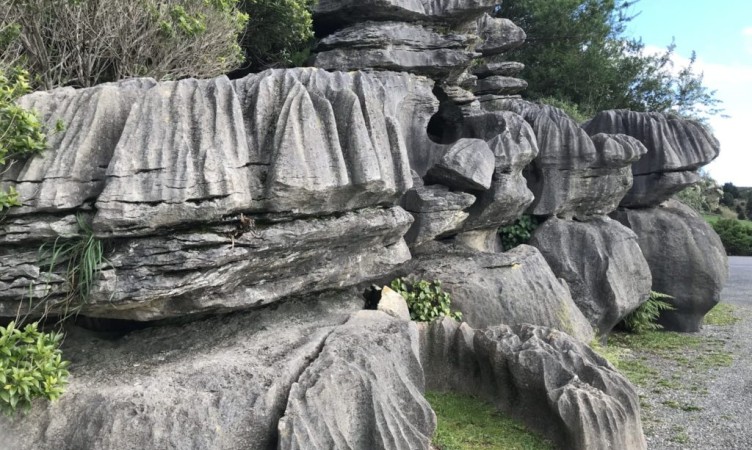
[0,321,69,415]
[621,291,675,334]
[538,96,591,124]
[712,218,752,256]
[1,0,248,89]
[1,67,47,211]
[390,278,462,322]
[238,0,316,70]
[498,215,540,251]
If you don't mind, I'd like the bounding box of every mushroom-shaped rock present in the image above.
[425,138,495,191]
[417,319,646,450]
[530,216,652,336]
[611,200,729,332]
[474,14,527,55]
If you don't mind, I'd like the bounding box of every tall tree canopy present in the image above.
[503,0,722,122]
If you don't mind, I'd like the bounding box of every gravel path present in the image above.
[641,257,752,450]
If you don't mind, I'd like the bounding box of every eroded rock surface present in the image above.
[419,318,646,450]
[584,110,720,207]
[530,216,652,336]
[612,200,729,331]
[401,242,594,342]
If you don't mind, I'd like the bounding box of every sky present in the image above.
[626,0,752,187]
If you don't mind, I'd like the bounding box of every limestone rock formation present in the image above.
[419,318,647,450]
[402,185,475,246]
[402,242,595,342]
[424,138,495,191]
[612,200,729,331]
[278,310,435,450]
[584,110,720,207]
[473,14,527,55]
[313,0,499,27]
[530,216,652,336]
[490,100,646,217]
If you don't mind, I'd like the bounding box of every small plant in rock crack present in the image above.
[390,278,462,322]
[621,291,675,334]
[0,321,69,415]
[36,213,108,318]
[498,215,541,251]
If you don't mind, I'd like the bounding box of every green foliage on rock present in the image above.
[498,215,540,251]
[621,291,675,334]
[390,278,462,323]
[503,0,722,122]
[0,67,46,211]
[238,0,316,71]
[0,321,69,415]
[1,0,248,89]
[711,218,752,256]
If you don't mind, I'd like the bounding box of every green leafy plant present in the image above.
[38,214,106,317]
[390,278,462,322]
[621,291,675,334]
[498,215,541,251]
[0,321,69,415]
[0,67,47,211]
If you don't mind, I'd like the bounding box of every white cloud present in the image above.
[743,27,752,55]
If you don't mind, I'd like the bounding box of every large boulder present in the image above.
[489,100,645,218]
[278,309,435,449]
[584,110,720,207]
[424,138,495,191]
[611,200,729,331]
[473,14,527,55]
[0,292,366,450]
[530,216,652,336]
[418,318,647,450]
[402,185,475,247]
[400,242,594,342]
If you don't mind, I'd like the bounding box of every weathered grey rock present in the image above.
[472,61,525,78]
[621,171,702,208]
[402,185,475,213]
[611,200,729,332]
[378,286,411,320]
[0,207,413,321]
[583,110,721,176]
[418,319,646,450]
[530,216,652,336]
[3,69,436,235]
[402,242,594,342]
[424,138,495,191]
[404,210,469,246]
[473,14,527,55]
[457,110,538,229]
[584,110,720,207]
[1,79,155,215]
[314,0,499,28]
[452,228,501,253]
[278,310,435,449]
[493,100,645,217]
[473,76,528,95]
[312,22,479,78]
[0,292,364,450]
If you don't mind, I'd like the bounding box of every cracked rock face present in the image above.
[418,318,647,450]
[584,110,720,207]
[612,200,729,332]
[278,310,435,450]
[400,242,594,342]
[313,0,499,27]
[530,216,652,336]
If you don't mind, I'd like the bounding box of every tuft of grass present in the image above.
[704,303,739,326]
[426,391,554,450]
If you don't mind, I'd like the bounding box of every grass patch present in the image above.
[426,391,554,450]
[704,303,740,326]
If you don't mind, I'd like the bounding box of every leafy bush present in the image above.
[498,215,540,251]
[1,0,248,89]
[1,67,46,211]
[712,218,752,256]
[0,321,69,415]
[621,291,675,334]
[238,0,316,71]
[538,97,590,124]
[390,278,462,322]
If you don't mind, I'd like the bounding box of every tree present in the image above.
[502,0,722,121]
[723,182,740,198]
